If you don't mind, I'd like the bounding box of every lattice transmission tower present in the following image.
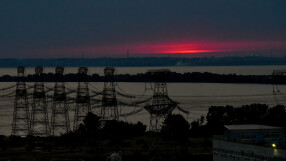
[144,69,177,132]
[101,67,118,121]
[73,67,91,130]
[11,66,30,136]
[51,67,70,135]
[30,67,50,136]
[272,70,286,94]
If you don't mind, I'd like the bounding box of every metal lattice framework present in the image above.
[73,67,91,130]
[144,69,177,132]
[272,70,286,94]
[30,67,50,136]
[11,66,30,136]
[51,67,70,135]
[6,66,189,135]
[101,67,119,121]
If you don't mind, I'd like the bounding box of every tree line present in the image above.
[60,103,286,141]
[0,72,284,84]
[191,103,286,136]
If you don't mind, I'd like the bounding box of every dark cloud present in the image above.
[0,0,285,57]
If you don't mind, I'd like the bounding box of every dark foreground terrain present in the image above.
[0,135,212,161]
[2,103,285,161]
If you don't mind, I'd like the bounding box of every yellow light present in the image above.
[272,144,276,148]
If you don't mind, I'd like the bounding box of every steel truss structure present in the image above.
[11,66,30,136]
[51,67,70,135]
[144,69,177,132]
[101,67,119,121]
[73,67,91,130]
[30,67,50,136]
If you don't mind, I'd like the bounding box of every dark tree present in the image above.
[190,115,209,137]
[236,103,268,124]
[206,105,234,135]
[161,114,190,141]
[262,105,286,127]
[83,112,101,136]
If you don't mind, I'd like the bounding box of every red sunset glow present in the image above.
[38,40,286,57]
[163,50,224,54]
[125,41,286,55]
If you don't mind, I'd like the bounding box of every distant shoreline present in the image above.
[0,72,283,84]
[0,56,286,67]
[1,64,286,68]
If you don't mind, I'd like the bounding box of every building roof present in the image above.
[224,124,284,131]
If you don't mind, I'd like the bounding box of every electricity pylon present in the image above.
[51,67,70,135]
[73,67,91,130]
[101,67,119,121]
[30,67,50,136]
[11,66,30,136]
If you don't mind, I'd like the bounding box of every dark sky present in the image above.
[0,0,285,58]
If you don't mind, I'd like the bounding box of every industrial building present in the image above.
[213,124,286,161]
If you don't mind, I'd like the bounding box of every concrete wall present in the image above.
[226,128,285,146]
[213,139,286,161]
